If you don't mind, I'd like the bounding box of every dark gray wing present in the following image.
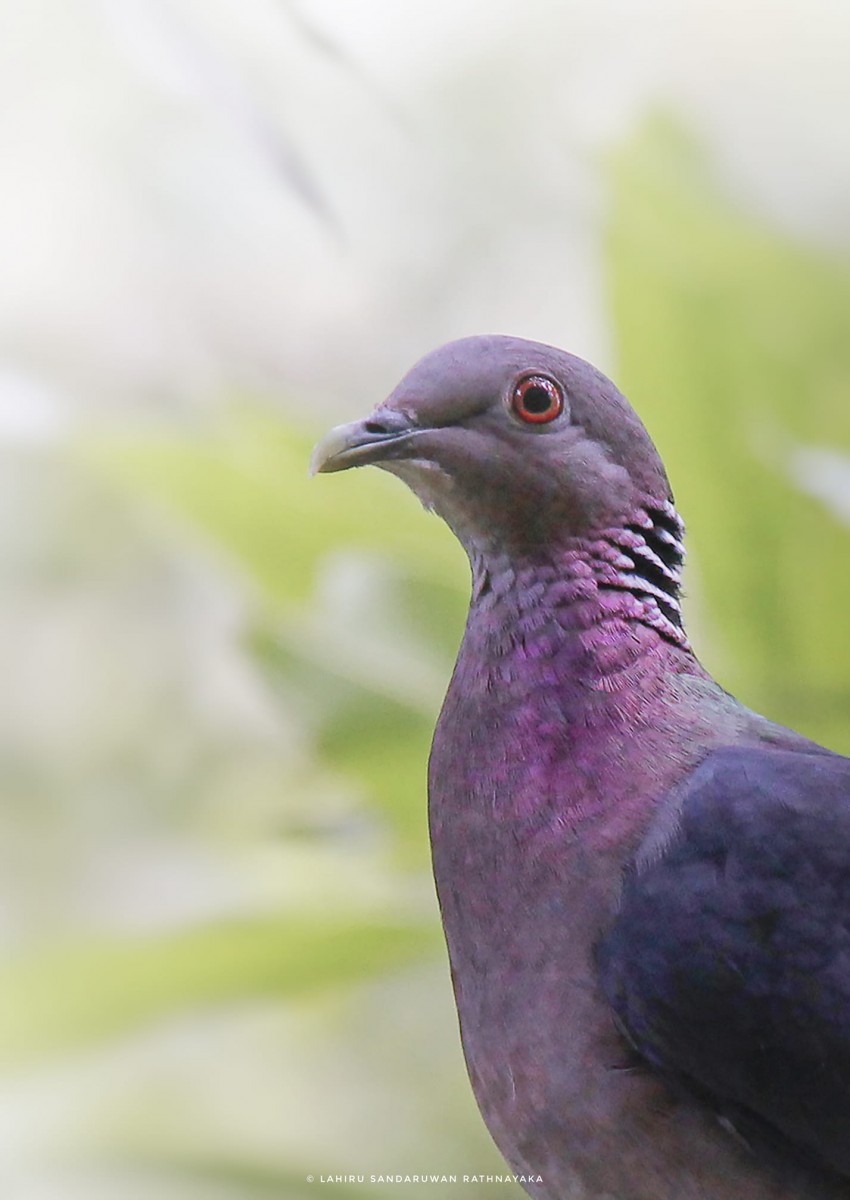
[598,743,850,1177]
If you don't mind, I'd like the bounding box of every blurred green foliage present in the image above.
[100,411,469,865]
[608,116,850,751]
[5,117,850,1197]
[0,917,437,1068]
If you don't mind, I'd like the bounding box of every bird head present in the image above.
[310,335,673,562]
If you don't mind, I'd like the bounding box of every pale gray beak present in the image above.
[309,412,420,476]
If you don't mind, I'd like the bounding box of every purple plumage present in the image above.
[311,336,850,1199]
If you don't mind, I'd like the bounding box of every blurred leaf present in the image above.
[85,410,468,862]
[85,409,466,611]
[252,625,433,860]
[0,917,437,1067]
[607,115,850,751]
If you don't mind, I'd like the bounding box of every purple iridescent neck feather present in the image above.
[471,495,689,650]
[431,493,720,870]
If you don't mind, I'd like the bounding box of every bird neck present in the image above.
[468,496,691,669]
[432,498,707,861]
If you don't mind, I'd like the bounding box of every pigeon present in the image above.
[310,335,850,1200]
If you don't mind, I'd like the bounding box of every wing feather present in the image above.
[599,744,850,1176]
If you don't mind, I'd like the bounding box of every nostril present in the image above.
[362,412,413,439]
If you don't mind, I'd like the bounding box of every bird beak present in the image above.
[309,413,420,476]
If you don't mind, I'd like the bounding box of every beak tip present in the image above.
[308,429,347,477]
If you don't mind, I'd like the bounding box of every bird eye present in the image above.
[511,375,564,424]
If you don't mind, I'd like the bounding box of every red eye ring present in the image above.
[511,375,564,424]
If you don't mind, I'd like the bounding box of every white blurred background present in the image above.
[2,0,848,428]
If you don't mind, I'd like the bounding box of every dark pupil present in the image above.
[521,384,553,414]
